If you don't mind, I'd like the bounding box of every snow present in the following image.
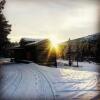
[57,59,100,73]
[26,39,45,46]
[0,62,100,100]
[20,38,48,46]
[37,64,100,99]
[21,38,41,42]
[0,63,54,99]
[26,39,49,46]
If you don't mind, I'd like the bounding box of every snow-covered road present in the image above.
[0,63,100,100]
[0,63,55,100]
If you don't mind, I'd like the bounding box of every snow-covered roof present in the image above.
[25,39,49,46]
[20,38,41,42]
[20,38,50,46]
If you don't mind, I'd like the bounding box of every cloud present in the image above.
[5,0,99,42]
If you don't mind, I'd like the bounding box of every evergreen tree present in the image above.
[96,34,100,62]
[0,0,11,56]
[76,40,79,67]
[67,38,72,66]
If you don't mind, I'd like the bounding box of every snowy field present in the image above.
[0,62,100,100]
[57,59,100,73]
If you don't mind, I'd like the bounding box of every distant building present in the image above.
[10,38,57,67]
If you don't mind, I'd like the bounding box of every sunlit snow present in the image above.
[0,62,100,100]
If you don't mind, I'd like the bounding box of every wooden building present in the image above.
[10,38,57,67]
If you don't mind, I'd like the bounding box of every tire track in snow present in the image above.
[0,66,22,98]
[0,68,18,95]
[25,64,56,100]
[10,67,22,96]
[4,64,56,100]
[32,65,56,100]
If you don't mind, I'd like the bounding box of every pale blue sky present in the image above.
[4,0,99,42]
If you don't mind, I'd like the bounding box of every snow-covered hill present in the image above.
[0,63,100,100]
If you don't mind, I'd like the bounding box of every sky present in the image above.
[3,0,99,43]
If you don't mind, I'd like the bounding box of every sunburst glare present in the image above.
[48,35,61,58]
[48,35,59,48]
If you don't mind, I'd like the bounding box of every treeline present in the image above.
[0,0,11,57]
[60,33,100,63]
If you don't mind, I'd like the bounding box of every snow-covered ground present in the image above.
[0,63,55,100]
[57,59,100,73]
[0,62,100,100]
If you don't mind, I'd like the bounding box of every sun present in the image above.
[48,35,59,48]
[47,35,61,58]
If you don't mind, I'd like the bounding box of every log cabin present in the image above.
[10,38,57,67]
